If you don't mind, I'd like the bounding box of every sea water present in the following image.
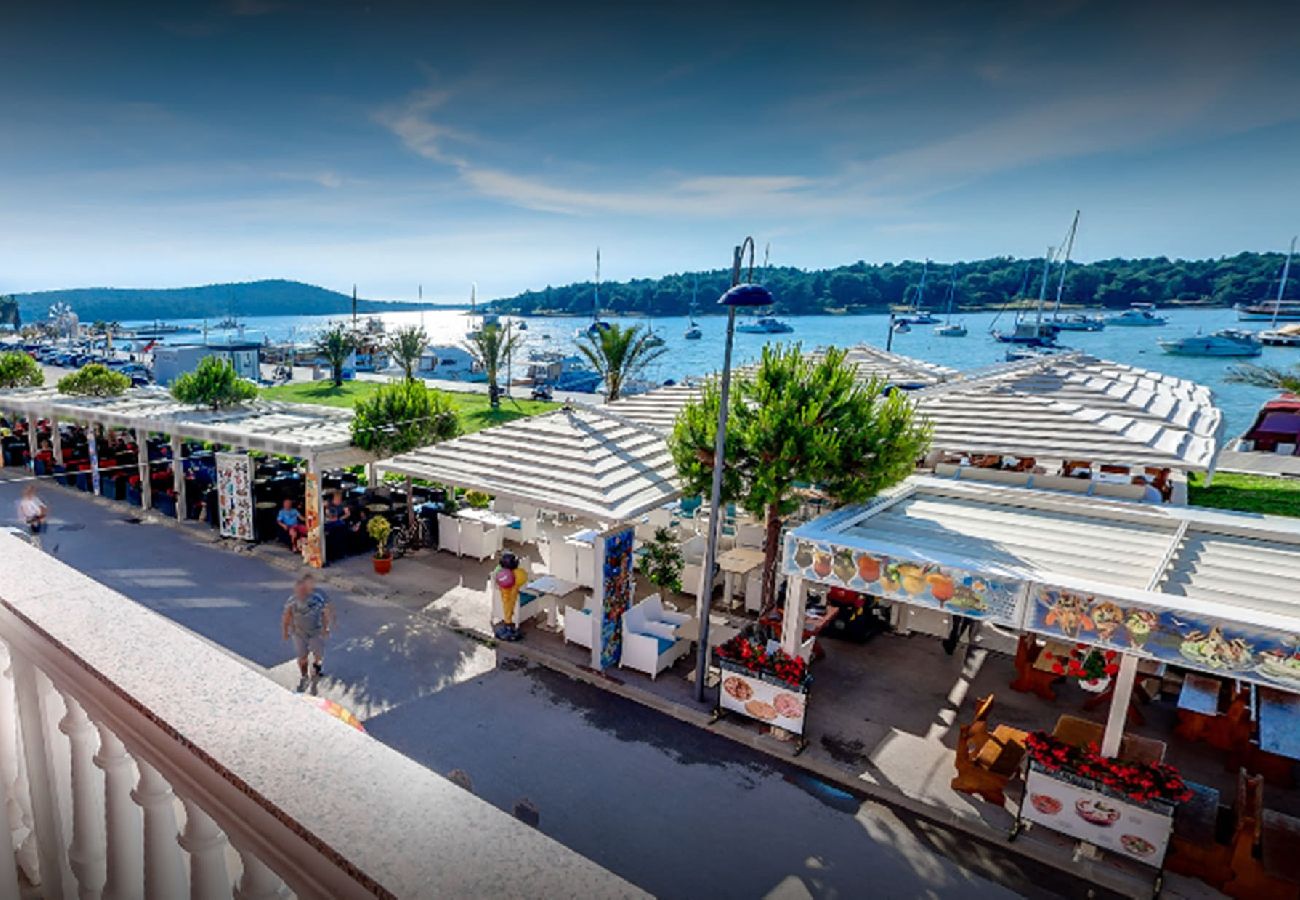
[121,306,1296,437]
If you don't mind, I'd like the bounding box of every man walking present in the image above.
[281,573,334,691]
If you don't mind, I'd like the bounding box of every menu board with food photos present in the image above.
[1022,765,1172,865]
[718,662,808,735]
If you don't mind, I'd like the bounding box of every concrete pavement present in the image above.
[1,472,1094,898]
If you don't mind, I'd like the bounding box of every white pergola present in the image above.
[375,406,681,523]
[782,475,1300,754]
[0,386,371,565]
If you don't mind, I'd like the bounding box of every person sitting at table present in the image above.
[324,491,349,526]
[277,497,308,552]
[1132,475,1164,504]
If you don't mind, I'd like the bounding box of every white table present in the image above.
[565,528,600,546]
[458,508,521,529]
[715,547,766,611]
[522,575,582,629]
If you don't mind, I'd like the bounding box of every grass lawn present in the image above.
[261,380,559,433]
[1188,471,1300,517]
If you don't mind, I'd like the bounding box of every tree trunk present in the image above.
[758,502,783,617]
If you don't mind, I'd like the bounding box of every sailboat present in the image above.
[895,260,940,325]
[1048,211,1105,332]
[934,267,966,337]
[1255,237,1299,337]
[684,277,702,339]
[465,284,499,338]
[992,245,1061,346]
[578,248,612,339]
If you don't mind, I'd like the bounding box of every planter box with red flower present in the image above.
[1017,731,1192,868]
[715,635,810,735]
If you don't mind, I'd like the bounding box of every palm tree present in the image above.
[1227,364,1300,394]
[575,323,668,402]
[464,324,524,409]
[387,325,428,381]
[316,323,356,387]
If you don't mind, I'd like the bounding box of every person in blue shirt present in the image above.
[277,498,307,552]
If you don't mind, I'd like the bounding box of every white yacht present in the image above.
[1238,236,1298,322]
[736,316,794,334]
[1158,329,1261,357]
[934,267,966,337]
[1260,324,1300,347]
[1107,303,1167,326]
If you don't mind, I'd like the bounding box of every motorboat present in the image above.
[1107,303,1167,326]
[1051,312,1106,331]
[1158,329,1261,357]
[992,319,1059,346]
[515,319,528,331]
[736,316,794,334]
[1260,324,1300,347]
[934,267,966,337]
[1234,394,1300,456]
[1238,236,1297,321]
[1004,345,1065,362]
[525,350,601,393]
[894,259,939,325]
[893,320,911,334]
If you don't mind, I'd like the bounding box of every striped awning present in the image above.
[375,406,681,522]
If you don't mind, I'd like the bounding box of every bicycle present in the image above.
[390,517,433,558]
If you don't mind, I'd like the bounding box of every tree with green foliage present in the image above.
[574,323,668,402]
[0,352,43,388]
[636,526,684,594]
[463,324,523,409]
[350,380,459,456]
[1227,363,1300,395]
[316,323,356,387]
[0,295,20,329]
[387,325,428,381]
[670,344,932,613]
[170,356,258,409]
[57,363,130,397]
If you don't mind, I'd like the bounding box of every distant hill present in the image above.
[491,252,1296,317]
[13,279,435,324]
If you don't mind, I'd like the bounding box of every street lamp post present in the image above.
[693,238,774,702]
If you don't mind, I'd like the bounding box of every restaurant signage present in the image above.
[1021,764,1172,865]
[215,452,255,541]
[301,470,323,568]
[717,661,808,735]
[598,525,634,670]
[87,432,100,496]
[783,533,1025,627]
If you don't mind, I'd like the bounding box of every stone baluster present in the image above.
[233,845,287,900]
[58,695,106,899]
[179,797,233,900]
[93,727,142,900]
[0,651,20,900]
[130,760,186,900]
[9,649,68,899]
[0,644,39,884]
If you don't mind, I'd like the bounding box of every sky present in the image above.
[2,0,1298,301]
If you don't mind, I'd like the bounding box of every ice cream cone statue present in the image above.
[494,552,527,639]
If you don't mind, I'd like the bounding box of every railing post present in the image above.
[10,650,68,900]
[131,760,186,900]
[179,797,233,900]
[233,845,287,900]
[0,644,40,885]
[0,652,20,900]
[93,727,142,900]
[58,695,106,900]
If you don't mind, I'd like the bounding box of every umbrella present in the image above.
[304,696,366,733]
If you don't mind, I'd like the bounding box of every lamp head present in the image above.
[718,283,774,308]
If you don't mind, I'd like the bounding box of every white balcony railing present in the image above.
[0,533,641,899]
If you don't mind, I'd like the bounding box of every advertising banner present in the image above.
[598,526,634,670]
[215,452,255,541]
[87,432,100,496]
[302,471,323,568]
[718,663,808,735]
[1022,765,1172,865]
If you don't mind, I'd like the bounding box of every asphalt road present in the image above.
[0,473,1101,899]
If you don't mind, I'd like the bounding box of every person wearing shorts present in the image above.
[281,574,334,691]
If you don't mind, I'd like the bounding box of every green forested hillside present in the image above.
[493,252,1296,316]
[0,295,18,328]
[13,279,432,323]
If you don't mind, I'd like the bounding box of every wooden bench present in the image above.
[1009,635,1060,701]
[951,694,1028,807]
[1224,769,1300,900]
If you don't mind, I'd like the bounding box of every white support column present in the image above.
[51,419,64,468]
[0,651,22,897]
[93,728,141,900]
[1100,653,1139,758]
[131,760,186,900]
[26,416,40,470]
[170,437,185,521]
[58,695,106,900]
[780,574,807,656]
[0,646,39,885]
[10,650,68,900]
[366,461,378,488]
[179,798,232,900]
[136,433,152,511]
[233,845,286,900]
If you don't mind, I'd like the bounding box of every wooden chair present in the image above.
[1009,635,1058,701]
[951,694,1027,807]
[1166,781,1233,890]
[1224,769,1300,900]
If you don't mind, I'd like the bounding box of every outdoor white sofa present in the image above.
[563,595,597,649]
[437,514,460,556]
[620,594,690,680]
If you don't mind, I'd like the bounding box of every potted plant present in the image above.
[1044,643,1119,692]
[635,526,683,594]
[368,516,393,574]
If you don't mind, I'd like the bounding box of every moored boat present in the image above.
[1260,324,1300,347]
[1107,303,1167,326]
[735,316,793,334]
[1234,394,1300,455]
[934,267,966,337]
[1158,329,1261,357]
[1238,236,1298,322]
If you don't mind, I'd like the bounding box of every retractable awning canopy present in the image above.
[375,406,681,522]
[787,477,1300,692]
[0,387,369,466]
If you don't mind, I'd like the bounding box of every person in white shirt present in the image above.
[16,484,47,533]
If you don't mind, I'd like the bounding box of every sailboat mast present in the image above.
[1035,246,1054,327]
[945,267,958,325]
[916,260,929,312]
[594,247,601,322]
[1273,236,1297,328]
[1053,210,1080,316]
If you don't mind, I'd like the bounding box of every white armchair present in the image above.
[563,595,597,649]
[492,577,548,626]
[743,569,764,614]
[437,514,461,556]
[735,523,765,549]
[620,594,690,680]
[574,544,596,588]
[679,535,721,602]
[458,522,495,561]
